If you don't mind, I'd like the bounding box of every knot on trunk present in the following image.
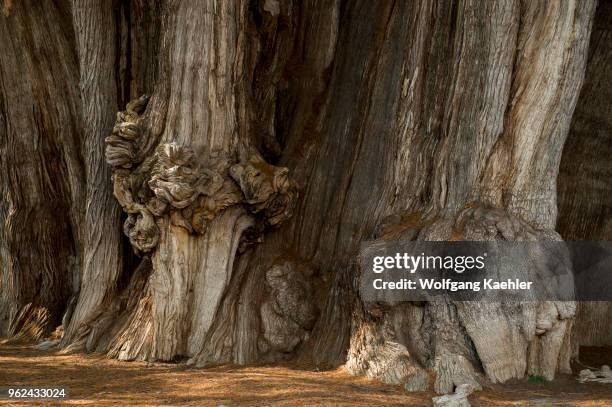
[230,154,296,227]
[105,96,297,254]
[258,261,318,356]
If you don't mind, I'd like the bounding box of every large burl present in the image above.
[105,96,297,254]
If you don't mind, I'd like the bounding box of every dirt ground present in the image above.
[1,343,611,406]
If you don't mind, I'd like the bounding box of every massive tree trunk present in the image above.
[0,0,605,395]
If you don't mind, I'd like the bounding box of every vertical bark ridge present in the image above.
[481,0,596,229]
[62,0,123,348]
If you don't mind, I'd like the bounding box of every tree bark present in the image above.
[557,1,612,349]
[0,0,605,395]
[0,0,84,341]
[85,0,297,362]
[60,0,123,349]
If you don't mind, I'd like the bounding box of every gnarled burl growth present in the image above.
[106,96,296,255]
[94,97,297,361]
[106,96,159,253]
